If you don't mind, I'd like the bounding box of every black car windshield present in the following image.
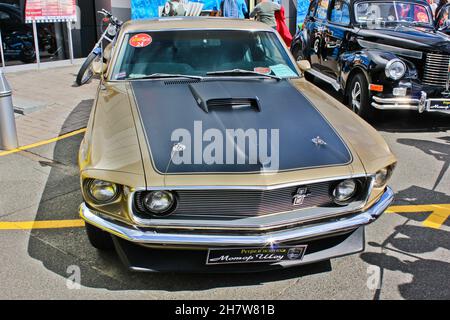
[111,30,299,80]
[355,1,433,28]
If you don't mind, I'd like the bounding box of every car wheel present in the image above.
[19,44,36,63]
[348,73,376,120]
[292,45,304,62]
[85,223,114,250]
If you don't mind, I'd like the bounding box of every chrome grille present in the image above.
[422,53,450,87]
[134,181,356,220]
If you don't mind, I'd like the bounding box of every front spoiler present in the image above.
[79,187,394,248]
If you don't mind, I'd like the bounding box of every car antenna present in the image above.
[163,143,186,188]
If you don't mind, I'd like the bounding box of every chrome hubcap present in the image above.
[351,81,361,112]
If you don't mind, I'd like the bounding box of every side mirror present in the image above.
[297,60,311,72]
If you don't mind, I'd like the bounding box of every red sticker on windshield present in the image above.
[129,33,152,48]
[254,67,271,74]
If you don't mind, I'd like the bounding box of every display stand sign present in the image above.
[24,0,77,66]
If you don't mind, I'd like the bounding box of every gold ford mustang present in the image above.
[78,17,396,272]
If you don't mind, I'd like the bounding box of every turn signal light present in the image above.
[369,84,384,92]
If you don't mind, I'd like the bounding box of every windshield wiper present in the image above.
[128,73,204,80]
[206,69,282,80]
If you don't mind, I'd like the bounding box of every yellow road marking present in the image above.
[0,205,448,231]
[0,219,85,230]
[0,128,87,157]
[387,204,450,229]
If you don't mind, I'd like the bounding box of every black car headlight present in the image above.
[142,191,176,216]
[85,179,120,204]
[374,165,395,188]
[385,59,406,80]
[332,179,357,204]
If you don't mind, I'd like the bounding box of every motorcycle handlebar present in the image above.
[97,9,123,26]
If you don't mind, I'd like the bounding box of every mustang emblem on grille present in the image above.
[292,187,311,206]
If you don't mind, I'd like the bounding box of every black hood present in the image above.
[357,26,450,53]
[131,79,352,174]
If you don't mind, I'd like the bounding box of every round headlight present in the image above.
[106,24,117,37]
[87,179,119,203]
[385,59,406,80]
[374,166,394,188]
[332,179,357,204]
[143,191,175,215]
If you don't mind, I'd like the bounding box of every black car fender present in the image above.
[339,49,415,93]
[291,28,310,60]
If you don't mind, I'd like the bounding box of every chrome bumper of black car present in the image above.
[371,92,450,113]
[79,187,394,248]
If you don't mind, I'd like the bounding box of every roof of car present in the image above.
[121,17,274,33]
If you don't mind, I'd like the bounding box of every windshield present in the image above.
[355,1,432,28]
[111,30,299,80]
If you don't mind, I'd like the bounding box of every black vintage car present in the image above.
[291,0,450,119]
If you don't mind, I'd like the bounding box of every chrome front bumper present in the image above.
[80,187,394,247]
[371,92,450,113]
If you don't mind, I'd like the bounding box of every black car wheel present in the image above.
[19,44,36,63]
[348,73,376,120]
[85,223,114,250]
[292,44,304,62]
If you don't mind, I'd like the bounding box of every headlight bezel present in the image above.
[385,59,406,80]
[84,178,121,204]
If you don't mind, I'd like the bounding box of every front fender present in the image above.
[340,50,416,90]
[291,28,310,59]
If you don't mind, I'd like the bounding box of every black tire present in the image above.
[292,44,304,62]
[76,52,98,86]
[19,44,36,63]
[347,73,376,120]
[85,223,114,251]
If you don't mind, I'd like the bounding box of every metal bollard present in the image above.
[0,69,18,150]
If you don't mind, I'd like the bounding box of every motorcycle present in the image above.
[2,31,36,63]
[76,9,123,86]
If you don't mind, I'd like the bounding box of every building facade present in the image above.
[0,0,300,70]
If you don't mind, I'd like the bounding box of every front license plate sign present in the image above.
[206,245,307,265]
[428,99,450,111]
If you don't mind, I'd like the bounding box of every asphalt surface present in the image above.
[0,78,449,300]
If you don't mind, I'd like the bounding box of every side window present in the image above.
[330,0,350,25]
[315,0,330,20]
[438,6,450,28]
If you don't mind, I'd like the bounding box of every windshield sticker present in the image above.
[129,33,152,48]
[270,64,297,77]
[254,67,271,74]
[115,71,127,80]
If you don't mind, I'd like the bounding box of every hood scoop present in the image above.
[189,82,261,113]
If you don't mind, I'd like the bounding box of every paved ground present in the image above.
[0,68,448,300]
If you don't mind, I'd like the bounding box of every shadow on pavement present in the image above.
[361,185,450,300]
[27,99,332,291]
[397,137,449,191]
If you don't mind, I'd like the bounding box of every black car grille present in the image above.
[134,179,368,220]
[422,53,450,87]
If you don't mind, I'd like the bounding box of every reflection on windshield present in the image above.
[111,30,299,80]
[355,1,432,28]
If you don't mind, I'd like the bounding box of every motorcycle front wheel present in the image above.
[76,52,99,86]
